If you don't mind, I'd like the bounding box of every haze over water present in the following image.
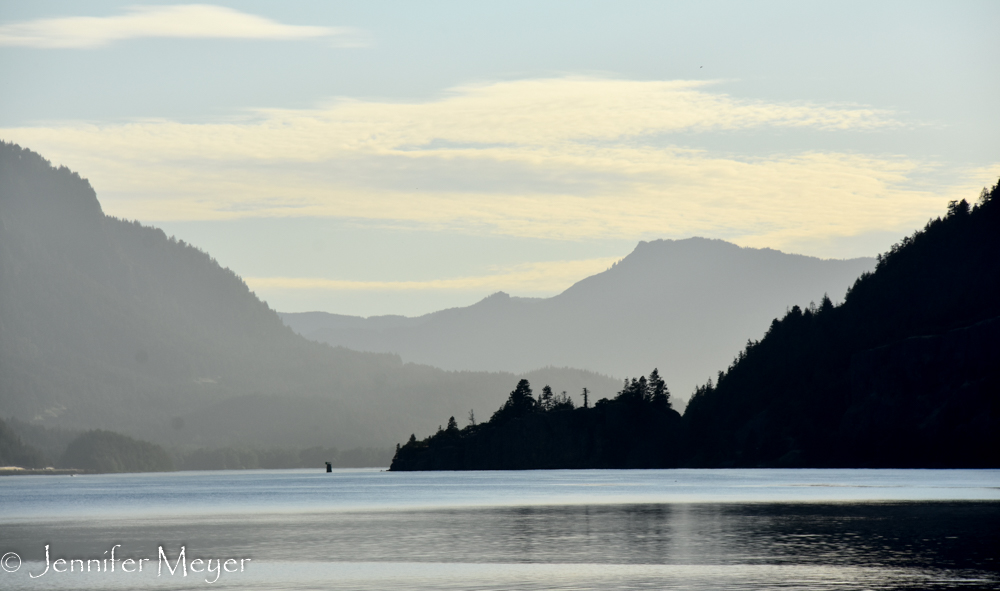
[2,469,998,590]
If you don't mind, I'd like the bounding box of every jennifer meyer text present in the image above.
[2,545,250,584]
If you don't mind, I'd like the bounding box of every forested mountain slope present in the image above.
[684,184,1000,467]
[0,142,619,450]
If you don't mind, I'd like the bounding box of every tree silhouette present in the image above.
[540,385,554,411]
[391,371,685,470]
[648,368,670,408]
[490,378,537,423]
[616,376,648,403]
[551,390,575,411]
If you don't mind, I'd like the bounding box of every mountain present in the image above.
[0,141,620,452]
[389,183,1000,470]
[282,240,875,406]
[684,186,1000,467]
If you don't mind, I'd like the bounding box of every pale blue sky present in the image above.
[2,1,997,315]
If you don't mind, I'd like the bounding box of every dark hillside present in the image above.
[684,183,1000,467]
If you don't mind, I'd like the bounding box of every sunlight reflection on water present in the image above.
[7,562,996,591]
[1,468,998,522]
[1,469,998,590]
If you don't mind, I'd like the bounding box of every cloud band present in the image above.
[0,4,352,48]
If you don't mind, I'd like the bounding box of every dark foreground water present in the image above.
[1,469,998,590]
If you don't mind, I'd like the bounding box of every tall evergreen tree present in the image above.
[648,368,670,408]
[540,385,554,411]
[491,379,537,422]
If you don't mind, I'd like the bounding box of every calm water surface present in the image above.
[1,469,998,590]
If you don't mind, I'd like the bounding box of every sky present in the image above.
[1,1,997,317]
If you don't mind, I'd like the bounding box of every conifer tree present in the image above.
[541,385,554,411]
[648,368,670,407]
[491,379,537,422]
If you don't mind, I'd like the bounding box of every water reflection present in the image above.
[2,502,997,589]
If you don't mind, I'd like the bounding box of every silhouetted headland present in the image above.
[392,182,1000,470]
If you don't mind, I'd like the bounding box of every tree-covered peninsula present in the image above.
[391,370,684,470]
[393,181,1000,470]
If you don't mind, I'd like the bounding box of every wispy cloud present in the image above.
[245,257,621,294]
[3,76,986,257]
[0,4,356,48]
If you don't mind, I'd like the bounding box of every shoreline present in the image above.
[0,467,85,476]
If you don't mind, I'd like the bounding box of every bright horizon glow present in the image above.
[245,256,622,295]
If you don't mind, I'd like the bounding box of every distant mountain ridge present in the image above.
[390,182,1000,470]
[0,141,621,452]
[282,238,875,404]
